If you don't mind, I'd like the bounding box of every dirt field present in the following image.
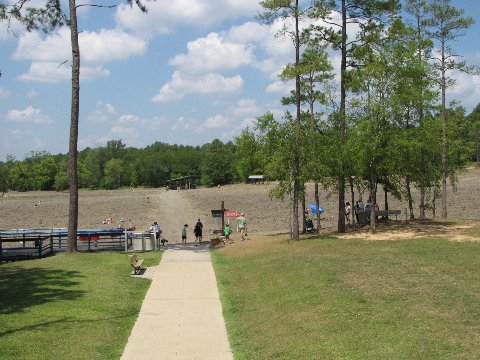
[1,167,479,243]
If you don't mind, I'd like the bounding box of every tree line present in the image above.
[0,96,478,196]
[0,139,242,192]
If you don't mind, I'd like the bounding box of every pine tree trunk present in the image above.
[419,187,426,219]
[440,37,448,218]
[406,177,414,220]
[292,0,301,240]
[349,179,355,226]
[337,0,347,233]
[301,194,306,234]
[369,180,376,234]
[384,186,388,211]
[315,181,320,233]
[67,0,80,253]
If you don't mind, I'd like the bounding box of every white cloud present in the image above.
[13,27,146,64]
[448,70,480,112]
[80,29,147,64]
[13,29,70,62]
[151,71,243,102]
[17,61,110,82]
[170,32,255,74]
[12,27,145,82]
[266,80,294,94]
[111,126,139,139]
[228,98,260,117]
[204,114,231,129]
[89,101,118,122]
[171,116,198,131]
[118,114,141,124]
[115,0,261,35]
[227,22,270,44]
[78,134,112,150]
[0,17,25,41]
[6,106,53,124]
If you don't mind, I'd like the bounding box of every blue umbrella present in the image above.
[308,204,324,215]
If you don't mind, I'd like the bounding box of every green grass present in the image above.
[0,251,162,360]
[212,236,480,360]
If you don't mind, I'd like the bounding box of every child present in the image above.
[182,224,188,244]
[224,223,230,244]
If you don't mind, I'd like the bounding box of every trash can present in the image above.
[132,233,155,251]
[144,233,154,250]
[132,234,144,251]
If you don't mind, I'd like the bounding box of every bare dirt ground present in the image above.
[1,167,479,243]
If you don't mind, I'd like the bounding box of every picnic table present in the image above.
[355,209,401,225]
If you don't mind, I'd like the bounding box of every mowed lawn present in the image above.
[213,233,480,360]
[0,251,162,360]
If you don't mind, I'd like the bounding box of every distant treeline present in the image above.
[0,139,242,192]
[0,101,479,195]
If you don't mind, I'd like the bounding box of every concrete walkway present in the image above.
[121,243,233,360]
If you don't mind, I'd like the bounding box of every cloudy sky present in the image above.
[1,0,479,160]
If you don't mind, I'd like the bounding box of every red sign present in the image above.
[224,211,241,218]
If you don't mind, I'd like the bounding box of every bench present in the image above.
[376,210,401,220]
[128,253,145,275]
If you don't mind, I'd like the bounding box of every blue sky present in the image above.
[1,0,479,161]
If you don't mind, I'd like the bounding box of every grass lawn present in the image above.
[213,232,480,360]
[0,251,162,360]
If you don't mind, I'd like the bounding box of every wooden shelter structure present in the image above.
[167,175,200,190]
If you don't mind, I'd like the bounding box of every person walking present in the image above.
[236,213,247,241]
[224,223,230,244]
[194,218,203,246]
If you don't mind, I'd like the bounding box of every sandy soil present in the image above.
[1,167,479,243]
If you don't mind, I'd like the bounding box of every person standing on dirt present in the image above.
[150,221,161,246]
[194,219,203,246]
[345,202,351,225]
[224,223,230,244]
[182,224,188,244]
[237,213,247,241]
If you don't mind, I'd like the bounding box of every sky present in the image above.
[0,0,479,161]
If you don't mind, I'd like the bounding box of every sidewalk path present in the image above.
[121,243,233,360]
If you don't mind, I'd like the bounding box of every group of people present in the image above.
[150,213,247,247]
[223,213,247,244]
[345,198,380,224]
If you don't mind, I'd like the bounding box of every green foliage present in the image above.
[234,128,265,181]
[103,158,125,189]
[0,161,10,193]
[201,139,236,185]
[0,139,233,191]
